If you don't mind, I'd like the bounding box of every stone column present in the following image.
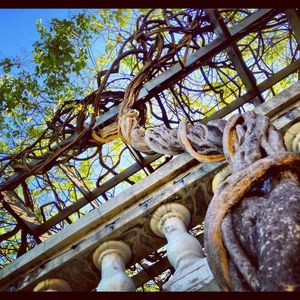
[150,203,220,291]
[33,278,72,291]
[93,240,135,291]
[284,122,300,152]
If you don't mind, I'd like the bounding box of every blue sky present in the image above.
[0,9,71,58]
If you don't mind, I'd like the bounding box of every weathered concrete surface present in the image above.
[0,81,300,291]
[3,159,220,291]
[163,258,218,291]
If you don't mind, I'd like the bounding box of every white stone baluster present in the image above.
[93,240,135,291]
[150,203,220,291]
[33,278,72,292]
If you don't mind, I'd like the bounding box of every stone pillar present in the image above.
[150,203,220,291]
[284,122,300,152]
[93,240,135,291]
[33,278,72,291]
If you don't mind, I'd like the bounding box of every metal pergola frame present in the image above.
[0,9,300,285]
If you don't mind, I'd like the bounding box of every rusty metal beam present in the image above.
[126,145,155,176]
[94,9,277,131]
[204,58,300,123]
[0,9,277,195]
[30,57,300,235]
[0,9,279,236]
[285,9,300,46]
[205,9,264,106]
[0,192,50,242]
[34,153,161,235]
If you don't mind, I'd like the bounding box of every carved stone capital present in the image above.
[93,240,131,269]
[150,203,190,238]
[93,240,135,291]
[33,278,72,292]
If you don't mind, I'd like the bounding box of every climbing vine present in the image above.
[0,8,299,274]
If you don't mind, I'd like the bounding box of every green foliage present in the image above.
[32,14,95,97]
[0,64,38,108]
[0,9,139,155]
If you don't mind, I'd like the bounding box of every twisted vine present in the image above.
[113,109,300,291]
[0,9,297,270]
[204,111,300,291]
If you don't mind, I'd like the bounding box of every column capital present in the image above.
[93,240,131,269]
[150,203,191,238]
[92,240,135,291]
[33,278,71,292]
